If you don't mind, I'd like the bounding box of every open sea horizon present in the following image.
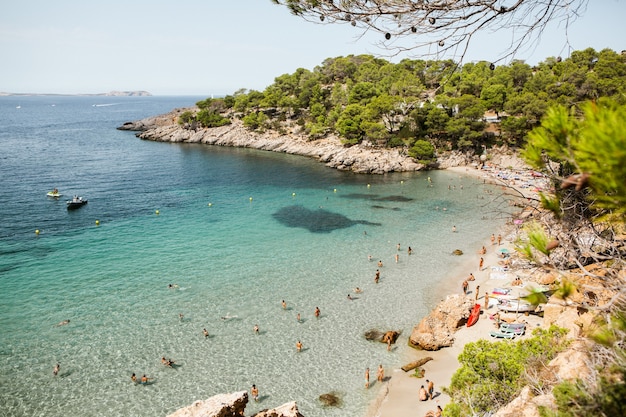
[0,96,506,417]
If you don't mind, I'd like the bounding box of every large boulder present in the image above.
[252,401,304,417]
[409,294,474,350]
[167,391,248,417]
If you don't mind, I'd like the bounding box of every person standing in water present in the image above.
[251,384,259,401]
[53,363,60,376]
[365,368,370,389]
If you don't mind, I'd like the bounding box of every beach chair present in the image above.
[500,323,526,333]
[489,330,516,339]
[499,324,525,336]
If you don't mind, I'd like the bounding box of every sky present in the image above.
[1,0,624,96]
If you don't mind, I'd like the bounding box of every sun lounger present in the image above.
[499,325,525,336]
[500,322,526,331]
[489,330,516,339]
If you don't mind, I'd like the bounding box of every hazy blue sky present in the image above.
[2,0,624,95]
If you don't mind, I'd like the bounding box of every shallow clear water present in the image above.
[0,96,505,417]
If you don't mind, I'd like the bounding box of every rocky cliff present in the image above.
[119,109,425,174]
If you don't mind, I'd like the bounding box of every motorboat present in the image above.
[67,196,88,210]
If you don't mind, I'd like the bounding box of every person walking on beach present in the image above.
[427,379,434,400]
[53,363,60,376]
[365,368,370,389]
[484,292,490,310]
[251,384,259,401]
[479,257,484,270]
[462,279,469,295]
[491,233,496,245]
[497,234,502,245]
[296,340,303,352]
[377,364,384,382]
[475,285,481,301]
[314,307,321,318]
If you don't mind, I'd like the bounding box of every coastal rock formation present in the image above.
[118,109,424,173]
[409,294,475,350]
[252,401,304,417]
[166,391,248,417]
[492,386,556,417]
[134,119,422,174]
[166,391,305,417]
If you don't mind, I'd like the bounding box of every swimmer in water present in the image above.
[56,319,70,327]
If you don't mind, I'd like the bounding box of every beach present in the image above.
[369,164,545,417]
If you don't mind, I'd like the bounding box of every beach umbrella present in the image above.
[499,248,510,253]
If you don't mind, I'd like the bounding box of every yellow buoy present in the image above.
[292,193,296,197]
[401,180,404,184]
[95,220,100,226]
[333,188,337,193]
[35,229,40,235]
[249,197,253,201]
[367,184,370,188]
[208,203,213,207]
[155,210,160,215]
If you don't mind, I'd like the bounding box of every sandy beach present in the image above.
[368,164,545,417]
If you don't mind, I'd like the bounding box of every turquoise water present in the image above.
[0,96,505,417]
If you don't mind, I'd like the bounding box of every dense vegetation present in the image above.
[180,48,626,164]
[445,326,570,416]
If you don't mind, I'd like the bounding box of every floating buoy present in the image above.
[35,229,40,235]
[249,197,253,201]
[367,184,370,188]
[401,180,404,184]
[385,32,391,40]
[208,203,213,207]
[333,189,337,193]
[155,210,160,215]
[292,193,296,197]
[95,220,100,226]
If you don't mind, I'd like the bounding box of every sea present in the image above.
[0,95,507,417]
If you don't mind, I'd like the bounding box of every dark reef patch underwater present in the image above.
[272,205,381,233]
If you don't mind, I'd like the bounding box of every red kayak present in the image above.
[467,303,481,327]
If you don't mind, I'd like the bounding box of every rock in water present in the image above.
[318,392,343,407]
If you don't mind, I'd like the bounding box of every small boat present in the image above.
[67,196,88,210]
[47,189,62,198]
[497,299,536,312]
[466,303,481,327]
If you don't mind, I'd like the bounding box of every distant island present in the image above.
[0,90,152,97]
